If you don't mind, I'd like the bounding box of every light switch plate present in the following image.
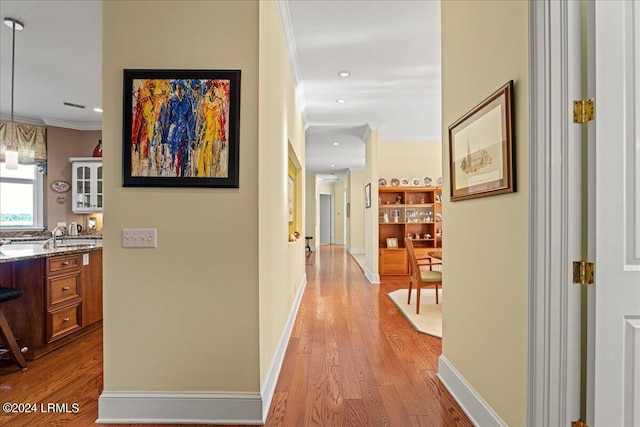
[122,228,157,248]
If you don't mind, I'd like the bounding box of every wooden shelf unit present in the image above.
[378,186,442,275]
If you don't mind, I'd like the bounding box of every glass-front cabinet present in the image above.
[70,157,103,213]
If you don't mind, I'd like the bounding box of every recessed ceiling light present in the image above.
[336,99,347,104]
[332,142,339,146]
[338,70,350,78]
[330,164,336,168]
[93,108,103,113]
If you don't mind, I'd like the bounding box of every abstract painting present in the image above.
[122,69,241,187]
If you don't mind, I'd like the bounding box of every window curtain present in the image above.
[0,121,47,164]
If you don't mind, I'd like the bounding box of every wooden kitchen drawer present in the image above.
[47,303,81,342]
[47,273,81,306]
[47,254,81,274]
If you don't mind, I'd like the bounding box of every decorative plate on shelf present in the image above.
[390,178,400,187]
[436,177,443,186]
[51,180,71,193]
[412,177,421,186]
[400,178,410,186]
[378,178,387,187]
[423,176,432,186]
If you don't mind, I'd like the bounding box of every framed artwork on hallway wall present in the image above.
[448,80,515,201]
[122,69,241,188]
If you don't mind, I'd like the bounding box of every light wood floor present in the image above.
[0,244,471,426]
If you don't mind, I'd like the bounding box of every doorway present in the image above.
[319,193,332,245]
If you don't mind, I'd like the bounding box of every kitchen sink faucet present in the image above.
[43,225,67,249]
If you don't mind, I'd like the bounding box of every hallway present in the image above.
[0,245,470,426]
[266,245,471,426]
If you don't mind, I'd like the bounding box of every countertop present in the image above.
[0,241,103,264]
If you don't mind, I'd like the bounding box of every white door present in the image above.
[594,1,640,425]
[319,194,332,244]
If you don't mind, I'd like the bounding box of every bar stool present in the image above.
[0,286,27,370]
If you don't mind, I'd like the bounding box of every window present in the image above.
[0,163,44,230]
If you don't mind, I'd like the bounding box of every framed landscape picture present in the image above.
[448,80,515,201]
[122,69,241,187]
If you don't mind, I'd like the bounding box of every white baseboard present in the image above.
[98,275,308,425]
[438,355,507,427]
[347,247,364,255]
[97,391,262,424]
[260,274,307,422]
[331,239,344,245]
[363,265,380,284]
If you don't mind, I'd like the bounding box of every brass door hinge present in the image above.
[573,261,595,285]
[571,421,589,427]
[573,98,594,123]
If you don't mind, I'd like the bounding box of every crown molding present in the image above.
[275,0,309,126]
[41,117,102,131]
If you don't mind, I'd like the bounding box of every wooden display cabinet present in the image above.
[378,186,442,276]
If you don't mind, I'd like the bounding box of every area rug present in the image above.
[387,288,442,338]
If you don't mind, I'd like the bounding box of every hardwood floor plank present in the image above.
[0,245,471,426]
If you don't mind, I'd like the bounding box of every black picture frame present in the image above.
[448,80,515,201]
[122,69,241,187]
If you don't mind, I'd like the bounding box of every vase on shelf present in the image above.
[92,139,102,157]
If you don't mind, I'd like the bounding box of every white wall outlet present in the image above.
[122,228,157,248]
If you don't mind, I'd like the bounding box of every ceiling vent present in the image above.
[63,101,86,109]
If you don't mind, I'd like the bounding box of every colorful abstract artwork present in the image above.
[123,70,241,187]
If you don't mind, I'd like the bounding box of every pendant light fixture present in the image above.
[3,17,24,170]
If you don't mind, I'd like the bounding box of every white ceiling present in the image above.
[0,1,441,181]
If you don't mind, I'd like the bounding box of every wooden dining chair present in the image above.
[405,238,442,314]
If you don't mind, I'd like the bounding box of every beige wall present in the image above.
[45,127,103,230]
[441,1,528,425]
[258,0,306,385]
[378,140,442,184]
[364,130,379,277]
[103,0,260,392]
[345,170,364,253]
[305,175,317,248]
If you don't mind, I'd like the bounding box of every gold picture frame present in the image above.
[386,237,399,248]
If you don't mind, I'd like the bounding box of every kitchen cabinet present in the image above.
[70,157,103,213]
[0,248,103,359]
[45,253,82,342]
[80,249,102,326]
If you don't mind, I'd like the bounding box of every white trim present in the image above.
[363,266,380,284]
[528,1,579,425]
[437,355,507,427]
[260,274,307,422]
[332,239,344,245]
[347,247,365,255]
[97,391,262,424]
[41,116,102,131]
[275,0,308,124]
[98,275,308,425]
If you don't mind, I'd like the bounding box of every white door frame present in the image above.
[528,1,585,425]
